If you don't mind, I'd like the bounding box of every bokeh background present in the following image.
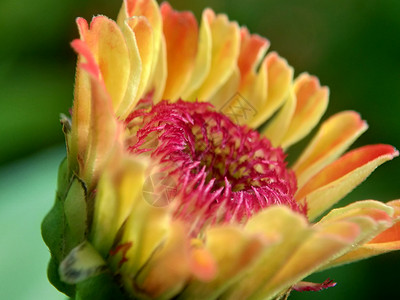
[1,0,399,299]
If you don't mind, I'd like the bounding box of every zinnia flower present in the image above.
[42,0,400,299]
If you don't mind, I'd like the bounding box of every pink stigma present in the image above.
[127,100,304,233]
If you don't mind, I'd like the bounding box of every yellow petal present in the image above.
[188,10,240,102]
[161,2,198,101]
[295,144,399,220]
[251,52,294,129]
[293,111,368,188]
[280,73,329,149]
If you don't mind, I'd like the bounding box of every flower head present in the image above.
[42,1,400,299]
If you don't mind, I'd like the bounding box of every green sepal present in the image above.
[42,157,88,297]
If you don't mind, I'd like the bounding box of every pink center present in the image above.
[127,99,303,232]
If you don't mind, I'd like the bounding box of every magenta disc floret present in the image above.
[127,100,304,232]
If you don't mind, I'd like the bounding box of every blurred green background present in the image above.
[1,0,399,299]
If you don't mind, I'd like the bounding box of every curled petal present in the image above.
[71,39,120,187]
[294,111,368,188]
[293,279,336,292]
[296,144,399,220]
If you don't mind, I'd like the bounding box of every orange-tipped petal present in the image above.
[189,246,217,282]
[188,10,240,102]
[296,144,399,220]
[250,52,294,128]
[293,111,368,188]
[281,73,329,148]
[161,3,198,101]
